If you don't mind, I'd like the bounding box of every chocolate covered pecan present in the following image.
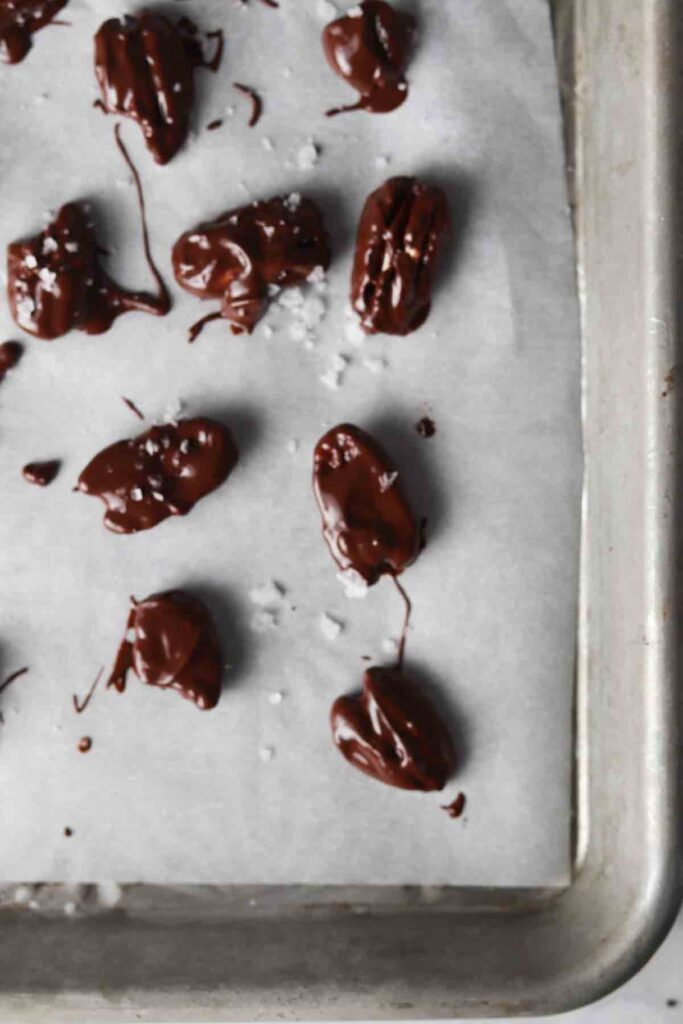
[351,176,450,336]
[94,12,222,165]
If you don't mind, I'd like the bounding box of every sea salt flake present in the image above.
[130,487,143,502]
[336,569,369,599]
[297,139,319,171]
[249,581,285,607]
[378,471,398,493]
[278,286,304,309]
[24,254,38,269]
[284,192,302,212]
[269,691,284,705]
[363,357,387,374]
[319,612,344,641]
[259,745,276,762]
[42,237,58,255]
[286,439,299,455]
[263,324,274,338]
[96,882,122,908]
[261,137,274,151]
[251,610,278,633]
[382,637,400,655]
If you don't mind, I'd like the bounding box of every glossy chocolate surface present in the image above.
[0,340,22,381]
[0,0,67,64]
[76,417,238,534]
[313,423,419,585]
[94,12,221,165]
[7,202,169,340]
[108,591,222,710]
[331,666,454,791]
[322,0,415,116]
[22,459,60,486]
[351,176,450,336]
[173,195,330,337]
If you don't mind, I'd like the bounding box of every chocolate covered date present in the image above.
[76,417,238,534]
[331,666,455,791]
[108,591,223,710]
[313,423,420,586]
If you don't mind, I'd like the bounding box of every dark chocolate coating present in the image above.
[76,417,238,534]
[108,591,223,710]
[94,13,210,165]
[0,0,67,64]
[7,203,168,341]
[313,423,419,585]
[0,340,22,380]
[331,666,455,791]
[22,459,60,486]
[322,0,415,116]
[351,177,450,336]
[173,195,331,335]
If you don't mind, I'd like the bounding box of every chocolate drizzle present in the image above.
[331,666,455,791]
[233,83,263,127]
[94,12,223,165]
[322,1,415,117]
[107,591,223,710]
[121,396,145,421]
[7,131,169,341]
[73,667,102,713]
[0,666,29,696]
[442,792,466,818]
[22,459,60,486]
[351,177,450,336]
[0,0,67,64]
[173,195,330,339]
[0,341,22,382]
[76,417,238,534]
[313,424,420,586]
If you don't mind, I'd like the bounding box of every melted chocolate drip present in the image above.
[78,736,92,753]
[416,416,436,438]
[0,340,22,382]
[0,0,67,64]
[94,12,222,165]
[122,395,145,420]
[322,1,415,117]
[0,666,29,696]
[108,591,223,710]
[7,130,169,342]
[442,792,466,818]
[331,666,455,791]
[73,667,102,713]
[233,82,262,127]
[76,417,238,534]
[313,424,420,586]
[22,459,60,486]
[173,195,330,338]
[351,177,450,336]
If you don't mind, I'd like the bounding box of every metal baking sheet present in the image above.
[0,0,681,1019]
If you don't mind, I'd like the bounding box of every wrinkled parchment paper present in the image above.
[0,0,581,885]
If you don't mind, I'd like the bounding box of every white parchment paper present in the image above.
[0,0,581,886]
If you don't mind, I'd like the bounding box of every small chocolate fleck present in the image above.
[0,666,29,696]
[78,736,93,753]
[64,827,73,837]
[415,416,436,438]
[206,118,224,131]
[22,460,60,486]
[122,396,145,420]
[441,792,466,819]
[666,999,679,1009]
[233,82,263,127]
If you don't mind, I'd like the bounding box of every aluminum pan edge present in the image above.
[0,0,681,1019]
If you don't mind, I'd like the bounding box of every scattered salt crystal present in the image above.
[130,488,143,502]
[13,886,35,905]
[225,105,236,116]
[378,471,398,493]
[363,356,387,374]
[152,491,165,503]
[261,137,274,151]
[336,569,369,599]
[345,317,366,347]
[249,581,285,607]
[286,439,299,455]
[375,155,390,169]
[172,82,182,93]
[284,192,302,212]
[42,237,58,255]
[278,286,304,309]
[319,612,344,641]
[96,882,122,909]
[37,267,57,288]
[63,901,77,917]
[145,440,160,456]
[297,138,319,171]
[320,353,349,389]
[163,398,185,423]
[289,321,310,344]
[267,283,281,297]
[382,637,400,656]
[64,241,79,253]
[269,691,284,705]
[28,900,40,911]
[300,294,326,327]
[263,324,274,338]
[179,440,190,454]
[307,265,327,288]
[24,254,38,269]
[259,746,276,762]
[349,5,363,15]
